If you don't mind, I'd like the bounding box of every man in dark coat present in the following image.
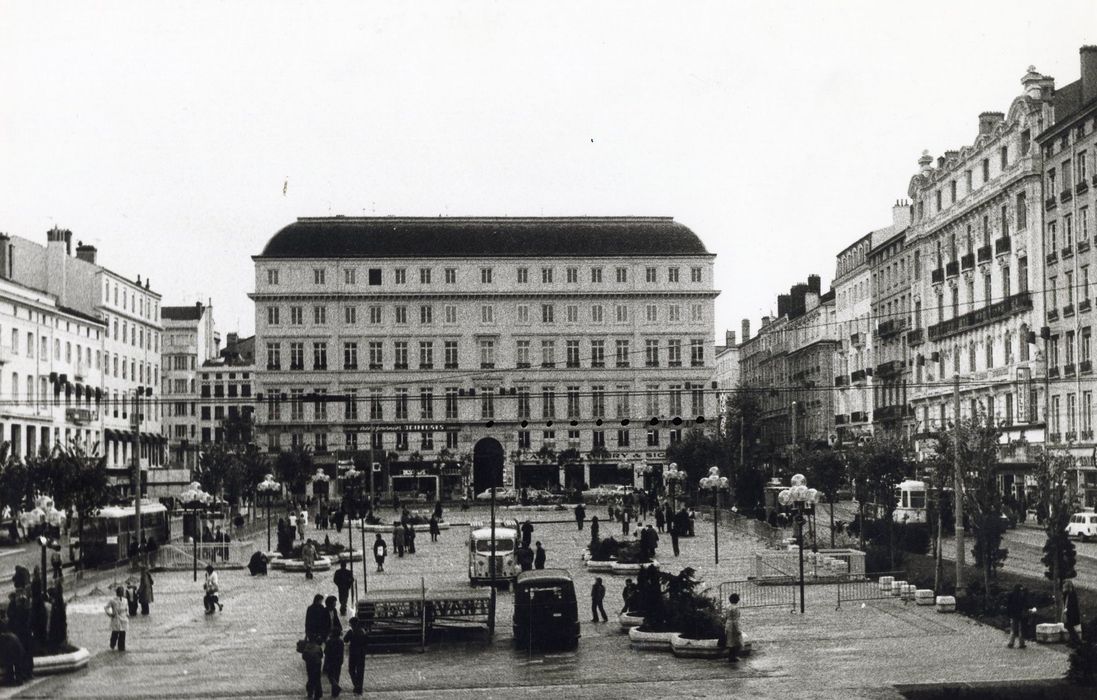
[343,617,369,695]
[590,577,608,622]
[641,525,659,561]
[516,543,535,572]
[520,520,534,548]
[333,561,355,615]
[325,595,343,638]
[575,503,586,531]
[1063,580,1082,647]
[323,627,344,698]
[655,505,665,533]
[669,514,681,557]
[534,541,546,569]
[305,594,330,643]
[1006,584,1028,649]
[373,533,387,572]
[589,516,600,548]
[405,523,416,554]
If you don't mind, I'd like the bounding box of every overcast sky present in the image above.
[2,1,1095,343]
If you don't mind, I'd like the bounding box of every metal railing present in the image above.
[156,541,258,570]
[835,570,904,609]
[707,578,796,611]
[710,509,784,549]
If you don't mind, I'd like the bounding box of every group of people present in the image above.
[514,519,548,571]
[1005,582,1085,648]
[300,563,367,698]
[576,500,694,557]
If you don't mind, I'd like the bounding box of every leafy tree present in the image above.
[45,443,111,573]
[0,441,33,540]
[846,435,909,567]
[724,387,768,515]
[195,443,236,502]
[275,445,315,496]
[796,447,846,548]
[664,429,732,500]
[1035,448,1079,616]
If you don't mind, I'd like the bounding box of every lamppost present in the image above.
[634,460,653,493]
[179,482,213,582]
[310,468,331,519]
[664,462,685,510]
[777,473,819,614]
[257,474,281,552]
[699,467,730,565]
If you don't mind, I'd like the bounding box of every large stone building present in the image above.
[833,231,874,443]
[161,301,219,469]
[251,217,718,498]
[868,204,913,436]
[1038,46,1097,507]
[906,69,1054,498]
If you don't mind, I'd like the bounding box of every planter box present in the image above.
[900,584,916,602]
[878,575,895,593]
[336,551,363,563]
[618,612,645,630]
[914,589,935,606]
[611,561,659,574]
[1036,622,1066,644]
[890,580,907,597]
[935,595,956,613]
[281,556,332,573]
[360,522,450,534]
[586,559,616,572]
[33,647,90,675]
[629,627,678,650]
[670,633,726,659]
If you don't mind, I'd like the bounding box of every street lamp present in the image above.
[179,482,213,582]
[777,473,820,614]
[256,474,281,552]
[634,460,653,493]
[664,462,685,510]
[699,466,730,565]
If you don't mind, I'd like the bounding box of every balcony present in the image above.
[1062,189,1074,203]
[1066,431,1078,442]
[850,369,867,383]
[876,318,908,339]
[1063,245,1075,260]
[1080,239,1092,254]
[1082,299,1093,313]
[1083,360,1093,374]
[961,253,975,271]
[907,328,924,346]
[850,332,863,347]
[851,411,868,423]
[1050,432,1062,443]
[995,236,1012,255]
[945,261,960,277]
[835,414,848,425]
[1045,196,1058,210]
[927,291,1032,342]
[931,268,944,284]
[977,244,992,263]
[1049,366,1060,379]
[1047,252,1058,265]
[1065,303,1076,318]
[1078,180,1090,195]
[1047,309,1059,322]
[874,405,906,421]
[876,360,904,376]
[1065,363,1077,377]
[834,374,848,387]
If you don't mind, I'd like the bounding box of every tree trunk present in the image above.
[828,497,835,548]
[857,502,865,551]
[934,487,944,594]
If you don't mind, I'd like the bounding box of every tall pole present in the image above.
[265,496,271,551]
[739,414,745,470]
[361,524,368,596]
[953,374,964,592]
[132,387,143,564]
[713,489,720,565]
[489,467,497,638]
[797,505,805,614]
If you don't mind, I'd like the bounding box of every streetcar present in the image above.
[79,501,170,567]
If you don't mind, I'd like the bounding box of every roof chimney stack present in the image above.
[918,150,934,174]
[1081,46,1097,105]
[726,330,736,347]
[75,242,97,264]
[741,319,750,342]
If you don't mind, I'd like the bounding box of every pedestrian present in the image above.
[405,523,417,554]
[521,519,534,548]
[214,525,226,562]
[622,507,631,537]
[373,533,387,572]
[325,595,343,642]
[641,524,659,561]
[400,507,410,525]
[429,514,440,542]
[590,516,600,548]
[516,543,534,571]
[534,541,546,569]
[323,626,345,698]
[204,563,223,613]
[288,511,298,540]
[50,550,63,581]
[105,586,128,651]
[302,538,318,580]
[300,633,324,700]
[0,622,28,684]
[655,505,665,533]
[138,564,154,616]
[299,508,309,539]
[591,577,608,622]
[305,594,330,642]
[125,578,139,616]
[433,500,444,523]
[1006,584,1028,649]
[620,578,637,614]
[670,517,680,557]
[393,522,405,558]
[687,508,696,537]
[724,593,743,661]
[575,502,586,531]
[1063,580,1082,647]
[343,617,368,695]
[334,561,354,616]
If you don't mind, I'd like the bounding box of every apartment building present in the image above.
[162,301,219,469]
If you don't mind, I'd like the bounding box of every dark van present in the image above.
[512,569,580,649]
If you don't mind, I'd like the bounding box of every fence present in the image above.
[835,571,905,609]
[752,548,865,582]
[709,508,784,549]
[156,541,258,570]
[706,578,797,611]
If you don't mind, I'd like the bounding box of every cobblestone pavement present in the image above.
[2,505,1068,699]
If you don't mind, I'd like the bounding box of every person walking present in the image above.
[305,594,330,642]
[621,507,631,537]
[302,539,318,580]
[137,565,154,616]
[589,516,600,548]
[520,520,534,549]
[334,561,354,616]
[343,617,368,695]
[429,514,440,542]
[620,578,637,614]
[125,578,139,616]
[405,523,417,554]
[104,586,128,651]
[288,512,298,541]
[516,542,534,572]
[323,626,345,697]
[300,507,309,539]
[300,633,324,700]
[373,533,387,572]
[1006,584,1028,649]
[1064,580,1082,647]
[534,541,546,569]
[669,515,680,557]
[575,502,586,531]
[204,564,223,613]
[392,522,405,558]
[591,577,608,622]
[654,505,665,533]
[724,593,743,661]
[325,595,343,638]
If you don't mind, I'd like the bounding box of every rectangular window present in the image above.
[616,267,628,283]
[668,304,681,322]
[541,304,554,324]
[667,267,679,283]
[617,429,630,447]
[516,340,531,368]
[290,306,303,325]
[591,386,605,418]
[419,267,431,284]
[420,305,432,324]
[344,268,356,285]
[591,305,604,323]
[480,389,494,419]
[481,267,493,284]
[615,340,630,367]
[394,341,409,369]
[368,268,382,285]
[267,306,280,325]
[445,388,459,420]
[645,304,657,323]
[394,268,406,284]
[369,341,384,369]
[645,339,659,367]
[566,304,578,323]
[541,267,553,284]
[669,385,682,416]
[419,341,434,369]
[444,304,458,324]
[445,268,456,284]
[690,339,705,367]
[343,342,358,370]
[314,268,326,285]
[481,305,494,324]
[394,388,408,420]
[266,342,281,370]
[566,386,580,419]
[479,339,495,369]
[615,304,628,323]
[667,339,682,367]
[691,386,704,416]
[395,432,408,451]
[313,342,328,370]
[566,267,578,283]
[516,305,530,324]
[517,387,531,419]
[394,306,408,324]
[591,267,603,283]
[290,342,305,370]
[517,267,528,284]
[345,389,358,420]
[518,430,531,450]
[314,306,327,324]
[592,430,605,448]
[647,429,660,447]
[615,385,629,419]
[444,340,459,369]
[566,340,580,368]
[590,340,605,368]
[369,305,383,324]
[344,306,356,324]
[646,385,660,417]
[267,269,279,285]
[541,340,556,368]
[646,266,657,283]
[541,387,556,419]
[982,158,990,183]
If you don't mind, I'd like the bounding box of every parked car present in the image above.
[1066,512,1097,541]
[526,489,563,505]
[475,487,518,502]
[512,568,580,649]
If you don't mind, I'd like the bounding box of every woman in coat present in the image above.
[105,586,128,651]
[137,565,154,615]
[392,523,405,558]
[1064,580,1082,646]
[373,533,387,572]
[724,593,743,661]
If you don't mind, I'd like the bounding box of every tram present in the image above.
[79,501,170,567]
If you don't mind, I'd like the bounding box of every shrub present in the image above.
[1068,615,1097,686]
[615,540,651,564]
[589,537,621,561]
[864,544,902,573]
[639,567,725,639]
[894,523,931,555]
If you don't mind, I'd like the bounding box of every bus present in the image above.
[467,520,518,588]
[80,501,170,568]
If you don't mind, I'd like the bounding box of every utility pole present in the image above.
[132,386,148,563]
[953,374,964,591]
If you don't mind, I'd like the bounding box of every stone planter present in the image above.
[586,559,616,572]
[1036,622,1066,644]
[670,633,726,659]
[935,595,956,613]
[878,575,895,593]
[900,584,916,602]
[33,647,90,675]
[610,560,658,574]
[618,612,645,630]
[281,556,332,572]
[336,550,363,563]
[360,522,450,533]
[890,580,907,597]
[914,589,935,606]
[628,627,678,650]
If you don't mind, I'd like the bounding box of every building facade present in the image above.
[833,232,874,443]
[252,217,718,498]
[1039,46,1097,507]
[868,204,913,436]
[713,329,740,434]
[162,302,219,469]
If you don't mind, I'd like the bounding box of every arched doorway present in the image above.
[473,437,504,494]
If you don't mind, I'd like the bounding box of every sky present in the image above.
[1,1,1095,343]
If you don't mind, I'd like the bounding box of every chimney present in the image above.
[741,319,750,342]
[725,330,736,347]
[46,226,72,255]
[227,332,239,348]
[75,241,97,264]
[777,294,790,318]
[1021,65,1055,101]
[977,112,1004,135]
[936,156,946,168]
[0,233,9,280]
[761,315,771,327]
[918,150,934,174]
[1082,46,1097,105]
[807,275,821,295]
[892,199,912,229]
